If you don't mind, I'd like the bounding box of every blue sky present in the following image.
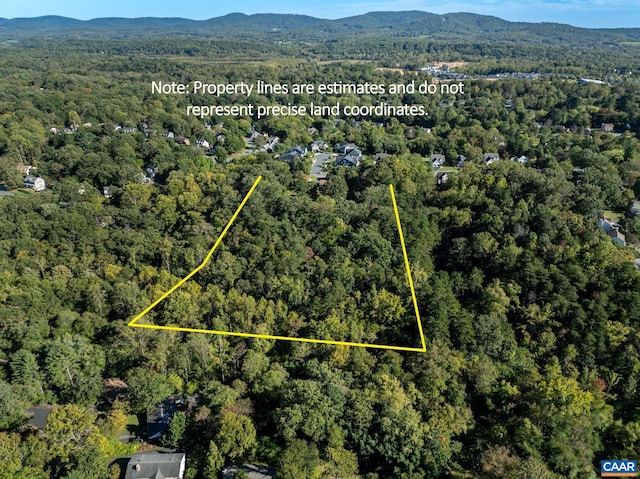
[0,0,638,28]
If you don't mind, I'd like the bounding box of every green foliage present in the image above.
[0,380,29,430]
[162,411,187,448]
[0,38,639,479]
[216,411,257,462]
[125,369,174,413]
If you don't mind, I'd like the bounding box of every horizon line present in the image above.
[1,11,635,31]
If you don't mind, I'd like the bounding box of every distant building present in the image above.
[334,142,358,155]
[599,215,626,246]
[436,172,449,185]
[579,78,606,85]
[144,165,158,180]
[278,146,307,163]
[430,154,446,169]
[147,398,176,441]
[24,175,45,191]
[309,141,328,153]
[609,229,626,246]
[601,123,615,133]
[124,453,186,479]
[336,148,362,167]
[483,153,500,165]
[195,139,210,149]
[222,464,276,479]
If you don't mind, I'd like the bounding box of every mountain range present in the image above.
[0,11,638,44]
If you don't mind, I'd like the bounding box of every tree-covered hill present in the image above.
[0,11,639,46]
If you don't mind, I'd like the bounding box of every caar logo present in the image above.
[601,460,637,477]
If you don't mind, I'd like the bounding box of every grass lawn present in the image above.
[604,210,622,222]
[114,414,145,439]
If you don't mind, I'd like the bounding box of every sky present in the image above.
[0,0,638,29]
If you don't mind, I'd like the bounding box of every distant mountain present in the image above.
[0,11,638,44]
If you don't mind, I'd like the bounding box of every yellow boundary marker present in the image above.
[128,177,426,353]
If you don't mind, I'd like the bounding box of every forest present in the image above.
[0,31,639,479]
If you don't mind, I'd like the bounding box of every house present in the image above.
[222,464,276,479]
[17,164,33,176]
[430,154,446,169]
[143,128,157,137]
[510,155,528,164]
[162,132,175,139]
[336,148,362,167]
[124,453,186,479]
[174,136,190,146]
[601,123,615,132]
[609,229,626,246]
[599,216,626,246]
[598,216,619,233]
[24,176,45,191]
[103,186,113,199]
[144,165,158,180]
[334,142,358,155]
[122,127,137,134]
[195,139,210,149]
[261,136,279,152]
[249,128,263,140]
[147,398,176,440]
[278,146,307,163]
[456,155,467,167]
[630,200,640,217]
[483,153,500,165]
[307,127,319,135]
[436,172,449,185]
[309,141,327,153]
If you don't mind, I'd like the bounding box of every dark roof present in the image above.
[222,464,276,479]
[124,453,185,479]
[27,406,54,431]
[24,175,40,184]
[147,398,176,440]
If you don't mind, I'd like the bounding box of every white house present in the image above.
[125,453,186,479]
[24,176,45,192]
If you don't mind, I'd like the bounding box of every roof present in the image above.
[27,406,54,430]
[24,175,41,184]
[124,453,185,479]
[222,464,276,479]
[147,398,176,440]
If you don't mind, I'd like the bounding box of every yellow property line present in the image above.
[128,177,426,353]
[128,175,263,327]
[389,184,427,352]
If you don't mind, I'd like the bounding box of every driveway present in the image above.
[311,153,333,178]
